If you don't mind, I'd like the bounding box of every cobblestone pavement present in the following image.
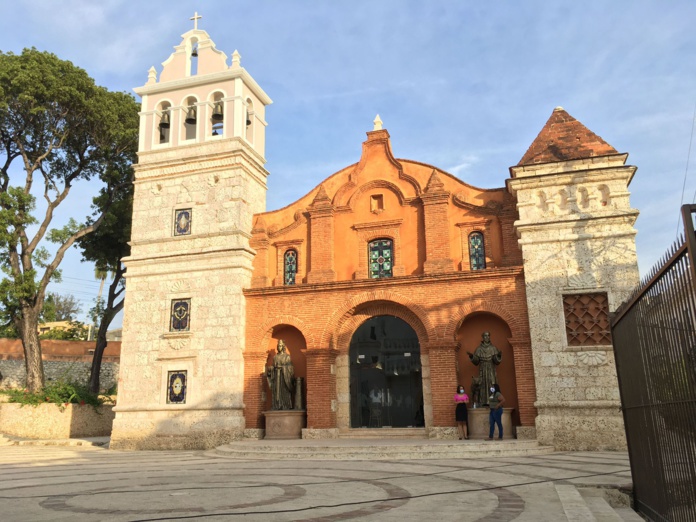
[0,446,635,521]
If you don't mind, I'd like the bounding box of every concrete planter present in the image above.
[0,402,115,439]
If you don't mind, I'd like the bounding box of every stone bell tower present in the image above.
[508,107,639,451]
[111,14,272,450]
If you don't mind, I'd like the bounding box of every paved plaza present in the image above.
[0,444,642,521]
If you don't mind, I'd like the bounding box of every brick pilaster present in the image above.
[421,171,453,273]
[243,352,268,429]
[250,217,269,288]
[427,343,459,427]
[508,337,537,426]
[306,185,336,284]
[305,348,337,429]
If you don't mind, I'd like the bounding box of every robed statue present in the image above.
[467,331,502,407]
[266,339,295,410]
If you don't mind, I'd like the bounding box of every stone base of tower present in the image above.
[535,403,626,451]
[110,408,245,450]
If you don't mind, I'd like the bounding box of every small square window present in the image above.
[167,370,187,404]
[370,194,384,214]
[174,209,192,236]
[170,299,191,332]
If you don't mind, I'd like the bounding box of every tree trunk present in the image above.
[18,306,44,392]
[88,318,109,394]
[88,266,125,394]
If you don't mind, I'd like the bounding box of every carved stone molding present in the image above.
[577,351,608,366]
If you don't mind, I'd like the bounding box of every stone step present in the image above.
[213,439,555,460]
[555,484,598,521]
[339,428,427,439]
[557,485,643,522]
[0,433,15,446]
[578,488,643,522]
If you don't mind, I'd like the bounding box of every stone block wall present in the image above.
[111,135,268,450]
[0,360,119,392]
[0,339,121,393]
[509,154,640,450]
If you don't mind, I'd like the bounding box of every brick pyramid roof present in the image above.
[517,107,618,166]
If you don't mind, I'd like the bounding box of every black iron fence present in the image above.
[611,204,696,522]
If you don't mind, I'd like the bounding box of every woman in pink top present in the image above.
[454,385,470,440]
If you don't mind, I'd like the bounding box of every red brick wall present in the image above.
[244,129,536,433]
[0,339,121,363]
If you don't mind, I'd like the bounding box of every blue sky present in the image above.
[2,1,695,326]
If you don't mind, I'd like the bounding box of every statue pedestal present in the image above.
[468,408,515,439]
[263,410,306,440]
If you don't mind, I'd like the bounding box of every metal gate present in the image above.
[611,205,696,522]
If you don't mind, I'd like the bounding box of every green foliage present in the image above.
[0,321,17,338]
[38,320,88,340]
[41,292,81,322]
[0,48,139,390]
[0,379,108,410]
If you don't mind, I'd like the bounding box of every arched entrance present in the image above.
[349,316,424,428]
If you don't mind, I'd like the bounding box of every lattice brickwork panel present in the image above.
[563,293,612,346]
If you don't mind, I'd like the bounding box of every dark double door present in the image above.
[349,316,425,428]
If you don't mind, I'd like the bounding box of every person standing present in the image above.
[454,385,470,440]
[486,383,505,440]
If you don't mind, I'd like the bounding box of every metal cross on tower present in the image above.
[190,12,202,30]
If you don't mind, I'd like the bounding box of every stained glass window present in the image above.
[167,370,187,404]
[170,299,191,332]
[284,249,298,285]
[369,239,393,279]
[469,232,486,270]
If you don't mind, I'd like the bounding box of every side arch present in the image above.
[444,299,527,342]
[248,314,317,353]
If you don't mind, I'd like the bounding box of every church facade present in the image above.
[110,25,640,451]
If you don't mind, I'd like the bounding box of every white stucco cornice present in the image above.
[134,67,272,106]
[509,153,630,179]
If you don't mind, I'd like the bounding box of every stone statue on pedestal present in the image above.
[467,331,502,407]
[266,339,295,410]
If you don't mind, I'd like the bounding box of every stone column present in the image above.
[426,343,459,438]
[421,171,453,274]
[306,185,336,284]
[243,351,268,437]
[303,348,338,438]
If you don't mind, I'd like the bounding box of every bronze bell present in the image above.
[246,111,252,126]
[185,106,197,125]
[159,110,170,129]
[191,45,198,57]
[212,102,224,122]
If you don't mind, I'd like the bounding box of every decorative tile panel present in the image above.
[563,293,611,346]
[174,208,192,236]
[170,299,191,332]
[167,370,187,404]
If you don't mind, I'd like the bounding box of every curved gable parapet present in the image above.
[267,209,306,239]
[344,179,412,211]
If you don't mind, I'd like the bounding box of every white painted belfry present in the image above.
[111,19,272,450]
[373,114,383,131]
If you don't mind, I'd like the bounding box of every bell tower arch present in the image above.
[111,15,272,450]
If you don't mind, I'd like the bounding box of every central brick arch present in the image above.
[320,289,433,351]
